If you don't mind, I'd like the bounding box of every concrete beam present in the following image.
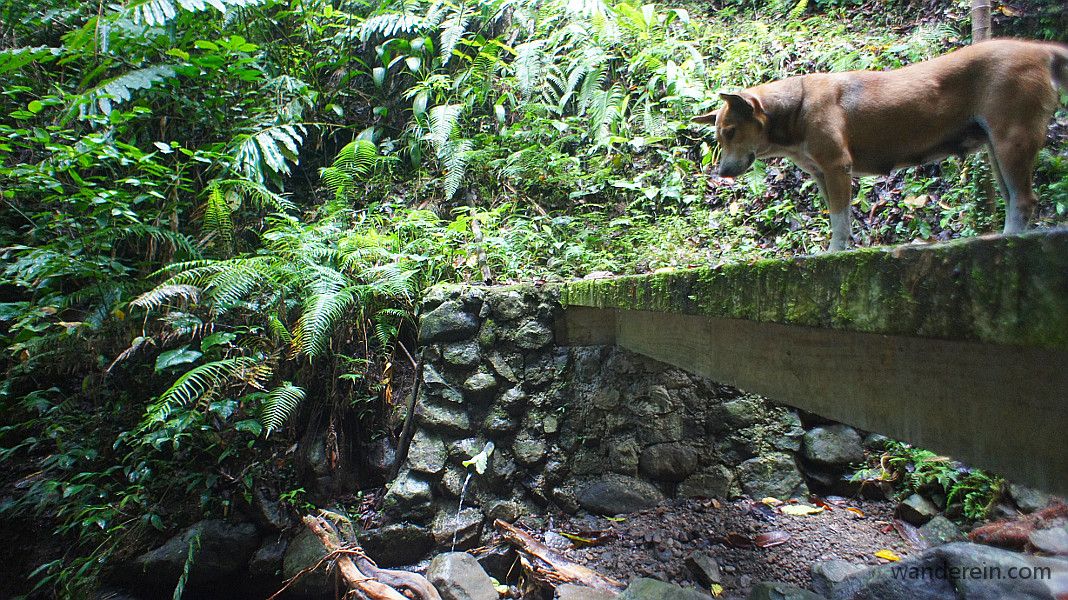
[558,230,1068,496]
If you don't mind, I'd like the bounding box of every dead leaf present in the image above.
[559,530,612,547]
[710,583,724,597]
[875,549,901,562]
[604,516,626,522]
[813,498,834,511]
[846,507,866,518]
[761,497,784,507]
[755,531,792,548]
[780,504,824,516]
[903,194,930,209]
[999,5,1018,16]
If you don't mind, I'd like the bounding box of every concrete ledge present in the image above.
[562,229,1068,349]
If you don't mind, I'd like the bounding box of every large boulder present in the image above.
[426,552,498,600]
[802,425,865,469]
[576,474,666,515]
[616,577,712,600]
[830,542,1068,600]
[810,560,865,597]
[431,508,484,550]
[382,470,435,521]
[736,453,807,499]
[133,519,259,586]
[678,466,732,499]
[749,582,828,600]
[407,430,447,476]
[895,493,939,525]
[282,527,335,598]
[556,583,619,599]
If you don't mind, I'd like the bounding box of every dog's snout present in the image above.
[717,153,756,178]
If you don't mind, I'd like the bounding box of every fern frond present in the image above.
[215,179,297,213]
[359,12,425,42]
[439,4,470,65]
[202,182,235,251]
[266,314,292,343]
[443,139,473,199]
[261,382,306,435]
[144,357,270,425]
[425,104,462,154]
[513,41,545,98]
[131,284,201,311]
[231,124,306,184]
[293,287,357,358]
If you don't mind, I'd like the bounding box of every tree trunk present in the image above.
[971,0,992,42]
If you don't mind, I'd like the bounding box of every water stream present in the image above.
[451,472,474,552]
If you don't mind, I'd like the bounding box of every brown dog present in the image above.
[695,39,1068,251]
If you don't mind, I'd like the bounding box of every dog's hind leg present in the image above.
[818,169,854,251]
[986,123,1045,234]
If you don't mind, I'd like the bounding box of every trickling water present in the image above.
[451,472,474,552]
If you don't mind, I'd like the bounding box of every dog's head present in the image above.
[694,92,767,178]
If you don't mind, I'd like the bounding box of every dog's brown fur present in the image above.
[695,39,1068,251]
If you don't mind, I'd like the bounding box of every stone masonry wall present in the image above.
[370,283,870,566]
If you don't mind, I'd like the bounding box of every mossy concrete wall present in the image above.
[557,229,1068,496]
[562,229,1068,349]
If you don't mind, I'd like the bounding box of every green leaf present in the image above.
[208,399,238,419]
[27,100,43,113]
[155,346,203,372]
[201,332,236,352]
[235,419,263,436]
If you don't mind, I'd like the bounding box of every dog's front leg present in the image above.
[816,169,854,252]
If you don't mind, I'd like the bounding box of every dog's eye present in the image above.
[723,129,736,141]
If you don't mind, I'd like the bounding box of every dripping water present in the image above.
[451,472,473,552]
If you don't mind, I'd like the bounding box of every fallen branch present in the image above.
[293,515,442,600]
[494,519,624,593]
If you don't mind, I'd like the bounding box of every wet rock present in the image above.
[895,493,939,525]
[416,400,471,435]
[360,522,433,566]
[917,515,965,548]
[408,430,447,475]
[616,577,712,600]
[737,453,807,499]
[482,406,518,434]
[802,425,864,469]
[685,551,722,587]
[639,412,684,444]
[282,528,335,597]
[770,410,805,452]
[576,474,666,516]
[365,436,397,479]
[248,538,287,579]
[463,371,497,396]
[488,290,527,321]
[678,466,732,499]
[420,300,479,343]
[809,559,864,597]
[443,341,481,368]
[134,520,259,586]
[556,584,619,600]
[499,387,528,414]
[863,433,890,450]
[477,543,517,581]
[484,500,522,523]
[607,437,640,476]
[718,397,763,428]
[383,470,434,520]
[253,486,292,531]
[432,507,484,549]
[426,552,498,600]
[639,443,699,482]
[1029,525,1068,555]
[1008,483,1054,513]
[748,582,828,600]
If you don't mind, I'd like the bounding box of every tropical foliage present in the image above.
[0,0,1064,594]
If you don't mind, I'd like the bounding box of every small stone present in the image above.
[499,387,528,414]
[484,500,522,523]
[426,552,497,600]
[443,341,481,367]
[895,493,940,525]
[487,352,519,382]
[718,397,763,428]
[685,551,722,587]
[543,414,559,434]
[482,406,518,434]
[802,425,865,469]
[420,300,479,343]
[1028,525,1068,555]
[809,559,865,597]
[382,471,434,520]
[917,515,965,548]
[489,290,527,321]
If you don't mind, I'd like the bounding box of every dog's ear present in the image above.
[692,109,719,125]
[719,92,764,120]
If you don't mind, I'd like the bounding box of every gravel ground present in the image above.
[522,496,916,599]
